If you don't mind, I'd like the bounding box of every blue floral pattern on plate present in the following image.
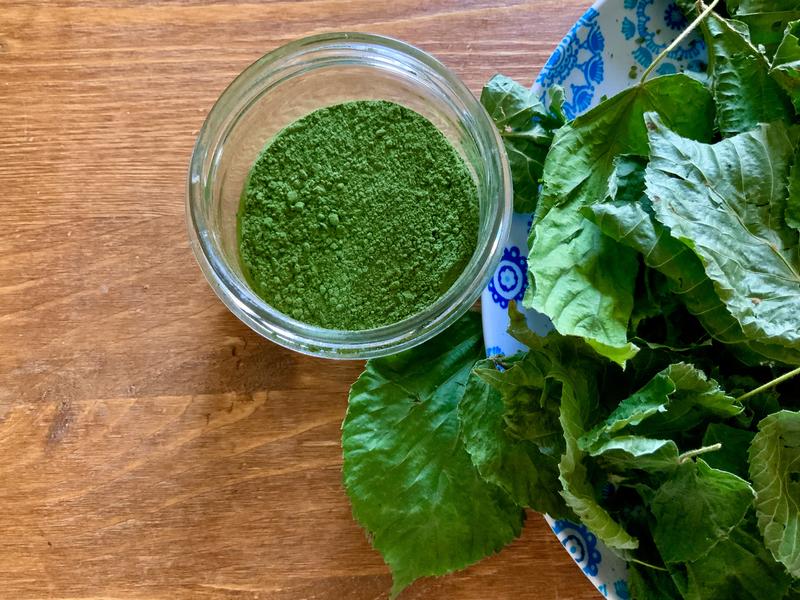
[480,1,707,597]
[536,8,605,119]
[487,246,528,308]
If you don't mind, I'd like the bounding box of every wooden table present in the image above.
[0,1,599,598]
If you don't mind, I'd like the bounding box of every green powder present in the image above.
[237,100,479,330]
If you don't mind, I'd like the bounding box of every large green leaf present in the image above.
[525,75,714,366]
[670,512,793,600]
[587,179,800,366]
[702,12,793,135]
[342,313,523,596]
[770,20,800,110]
[480,74,564,213]
[650,458,755,563]
[458,358,569,516]
[526,202,640,365]
[645,114,800,351]
[749,409,800,577]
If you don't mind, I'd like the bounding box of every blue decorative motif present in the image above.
[664,2,688,30]
[623,0,705,70]
[615,579,631,599]
[621,17,635,40]
[487,246,527,308]
[552,519,603,577]
[485,345,503,357]
[536,7,605,119]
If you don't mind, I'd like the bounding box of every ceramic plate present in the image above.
[480,0,707,597]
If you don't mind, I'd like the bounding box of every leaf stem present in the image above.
[640,0,720,83]
[736,366,800,403]
[628,557,669,572]
[678,443,722,464]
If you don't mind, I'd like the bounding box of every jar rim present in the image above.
[187,32,512,359]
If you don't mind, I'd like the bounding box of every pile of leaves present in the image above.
[341,2,800,598]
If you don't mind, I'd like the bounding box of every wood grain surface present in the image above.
[0,1,599,598]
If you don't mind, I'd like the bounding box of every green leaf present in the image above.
[770,20,800,110]
[702,12,793,135]
[727,0,800,48]
[728,0,800,13]
[628,561,683,600]
[526,203,640,365]
[670,512,793,600]
[525,74,714,365]
[342,313,523,596]
[650,458,755,563]
[554,351,639,551]
[749,14,800,58]
[788,145,800,232]
[582,363,742,445]
[749,409,800,577]
[537,75,714,211]
[588,435,681,473]
[586,179,800,366]
[702,423,756,479]
[473,354,563,454]
[459,358,570,516]
[480,74,564,213]
[644,113,800,352]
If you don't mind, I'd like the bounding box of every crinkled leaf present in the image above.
[651,458,754,563]
[702,423,756,479]
[586,180,800,366]
[749,409,800,577]
[770,20,800,110]
[526,204,640,365]
[588,436,681,473]
[703,12,793,135]
[582,363,741,446]
[554,357,639,551]
[537,75,714,213]
[525,75,714,366]
[491,316,638,547]
[670,512,793,600]
[459,359,570,516]
[473,353,563,454]
[480,74,564,213]
[645,113,800,352]
[342,313,523,596]
[631,363,743,437]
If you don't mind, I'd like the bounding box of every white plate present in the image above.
[480,1,707,597]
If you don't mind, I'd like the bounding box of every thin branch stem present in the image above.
[628,557,669,572]
[736,366,800,403]
[679,443,722,464]
[640,0,720,82]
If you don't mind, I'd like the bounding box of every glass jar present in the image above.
[187,32,511,359]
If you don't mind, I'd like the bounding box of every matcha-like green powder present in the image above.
[238,100,479,330]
